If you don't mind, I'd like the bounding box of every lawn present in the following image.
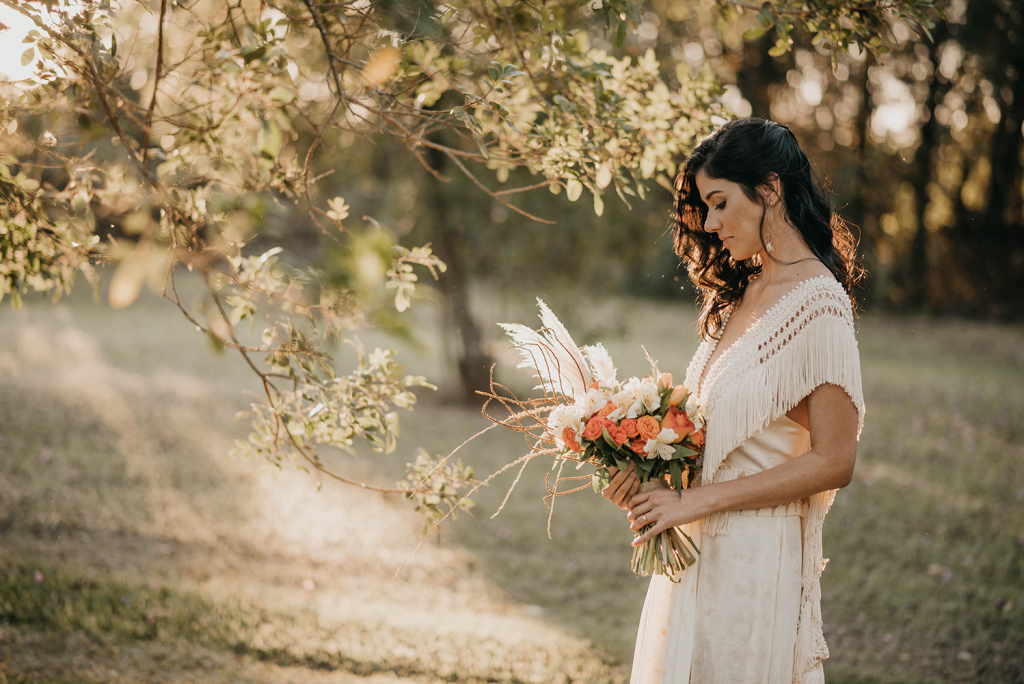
[1,282,1022,683]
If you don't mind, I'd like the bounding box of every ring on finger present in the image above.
[641,514,648,524]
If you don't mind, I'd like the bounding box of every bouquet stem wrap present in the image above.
[631,478,700,581]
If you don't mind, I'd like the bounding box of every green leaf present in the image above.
[743,26,768,41]
[616,19,627,48]
[21,48,34,67]
[601,426,622,451]
[566,178,583,202]
[592,467,610,492]
[659,390,673,417]
[768,40,790,57]
[270,86,294,103]
[593,190,604,217]
[260,118,282,159]
[673,445,698,459]
[670,460,683,492]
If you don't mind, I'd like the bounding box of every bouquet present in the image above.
[489,300,706,579]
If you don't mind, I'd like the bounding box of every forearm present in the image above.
[698,447,853,516]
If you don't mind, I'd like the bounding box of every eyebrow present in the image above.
[703,189,724,201]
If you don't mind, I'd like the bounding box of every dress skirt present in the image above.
[630,505,805,683]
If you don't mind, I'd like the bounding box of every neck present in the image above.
[756,214,817,283]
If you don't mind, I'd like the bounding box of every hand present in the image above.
[600,464,640,511]
[627,487,711,546]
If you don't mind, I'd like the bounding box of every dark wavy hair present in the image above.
[672,118,864,340]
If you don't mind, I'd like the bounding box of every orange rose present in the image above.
[596,401,617,419]
[563,427,582,452]
[636,415,661,441]
[629,439,648,455]
[669,385,689,407]
[606,424,629,446]
[620,418,640,439]
[688,428,705,449]
[660,406,695,444]
[658,372,673,389]
[581,416,606,441]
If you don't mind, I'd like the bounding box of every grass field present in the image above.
[1,282,1022,683]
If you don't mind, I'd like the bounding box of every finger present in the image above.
[631,521,668,547]
[601,472,627,500]
[607,466,630,491]
[607,465,621,477]
[629,510,656,532]
[627,501,653,522]
[607,465,636,504]
[617,481,638,510]
[628,491,650,509]
[610,481,631,506]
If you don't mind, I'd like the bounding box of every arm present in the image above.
[627,383,858,545]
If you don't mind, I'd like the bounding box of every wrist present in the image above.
[693,482,722,519]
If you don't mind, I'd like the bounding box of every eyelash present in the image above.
[714,202,725,211]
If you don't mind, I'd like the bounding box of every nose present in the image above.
[704,213,721,233]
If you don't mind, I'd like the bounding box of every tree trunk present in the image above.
[907,31,950,308]
[734,34,792,119]
[425,145,495,403]
[980,60,1024,261]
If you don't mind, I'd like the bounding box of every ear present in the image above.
[762,173,782,205]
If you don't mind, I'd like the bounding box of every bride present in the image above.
[601,118,865,684]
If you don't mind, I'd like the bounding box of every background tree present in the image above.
[0,0,940,525]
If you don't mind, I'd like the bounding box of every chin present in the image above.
[725,245,758,261]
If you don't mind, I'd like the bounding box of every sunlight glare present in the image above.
[0,5,38,82]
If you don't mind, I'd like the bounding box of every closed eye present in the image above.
[715,201,725,211]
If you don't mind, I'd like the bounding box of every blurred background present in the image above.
[1,0,1022,682]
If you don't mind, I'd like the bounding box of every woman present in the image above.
[601,118,865,684]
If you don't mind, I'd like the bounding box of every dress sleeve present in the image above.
[755,278,866,438]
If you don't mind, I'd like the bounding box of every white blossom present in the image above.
[548,404,585,445]
[638,378,661,414]
[575,387,609,420]
[685,396,706,431]
[643,428,679,460]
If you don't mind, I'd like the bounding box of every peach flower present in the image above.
[660,406,695,443]
[563,427,582,452]
[620,418,640,439]
[582,416,607,441]
[636,415,661,441]
[669,385,689,407]
[659,372,673,389]
[606,424,629,446]
[629,439,648,455]
[596,401,617,419]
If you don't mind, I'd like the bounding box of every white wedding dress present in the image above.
[630,276,865,684]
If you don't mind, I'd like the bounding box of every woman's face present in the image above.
[694,169,768,261]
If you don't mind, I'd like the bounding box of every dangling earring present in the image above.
[765,236,775,254]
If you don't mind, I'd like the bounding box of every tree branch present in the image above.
[141,0,168,167]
